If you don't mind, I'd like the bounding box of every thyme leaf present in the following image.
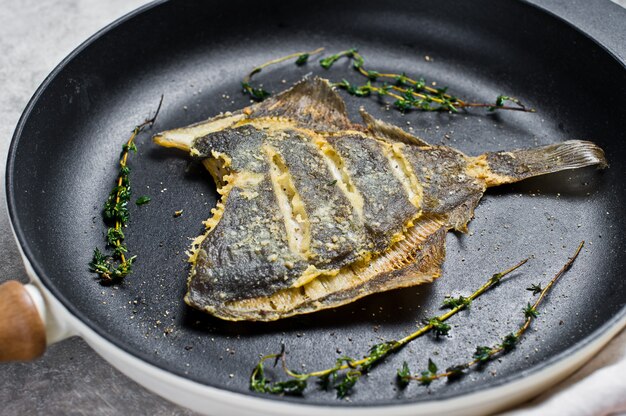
[295,53,309,66]
[501,333,519,351]
[106,227,125,246]
[361,341,400,371]
[319,48,357,70]
[442,295,472,310]
[445,364,468,381]
[488,95,528,112]
[473,346,493,362]
[396,361,411,388]
[523,303,539,319]
[489,271,505,286]
[365,70,380,81]
[416,359,438,386]
[526,283,543,295]
[426,317,451,338]
[135,195,151,205]
[394,99,412,112]
[428,358,438,374]
[335,371,360,398]
[241,82,270,101]
[250,357,308,395]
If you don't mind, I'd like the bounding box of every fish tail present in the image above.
[470,140,608,187]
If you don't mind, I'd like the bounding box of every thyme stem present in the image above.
[243,47,325,84]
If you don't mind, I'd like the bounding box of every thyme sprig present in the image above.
[242,47,534,112]
[330,49,532,112]
[399,242,584,387]
[250,258,528,398]
[89,96,163,282]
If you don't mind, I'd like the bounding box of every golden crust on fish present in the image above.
[154,77,607,321]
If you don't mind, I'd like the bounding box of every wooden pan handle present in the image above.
[0,280,46,361]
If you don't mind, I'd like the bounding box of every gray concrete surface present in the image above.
[0,1,624,415]
[0,2,194,414]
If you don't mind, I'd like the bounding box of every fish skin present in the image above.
[325,134,420,243]
[155,77,607,321]
[269,130,362,267]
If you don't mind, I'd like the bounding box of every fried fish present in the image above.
[154,77,606,321]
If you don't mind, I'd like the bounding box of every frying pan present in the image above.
[3,0,626,414]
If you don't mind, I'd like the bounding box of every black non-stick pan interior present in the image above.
[7,0,626,406]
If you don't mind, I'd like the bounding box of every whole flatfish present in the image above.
[154,77,606,321]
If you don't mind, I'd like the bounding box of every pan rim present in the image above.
[5,0,626,409]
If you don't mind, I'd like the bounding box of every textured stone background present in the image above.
[0,2,193,414]
[0,1,623,415]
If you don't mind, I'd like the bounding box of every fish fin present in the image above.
[469,140,608,187]
[209,215,446,321]
[445,193,483,233]
[249,77,353,131]
[364,225,446,294]
[359,108,431,146]
[153,111,245,152]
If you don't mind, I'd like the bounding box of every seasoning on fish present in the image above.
[154,77,607,321]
